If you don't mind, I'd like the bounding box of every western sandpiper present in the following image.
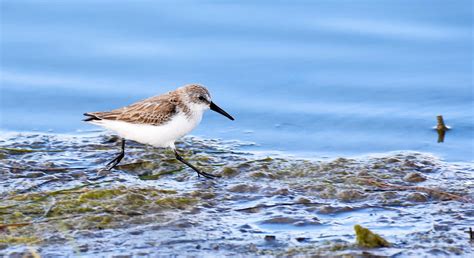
[83,84,234,179]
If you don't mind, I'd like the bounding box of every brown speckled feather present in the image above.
[86,92,179,126]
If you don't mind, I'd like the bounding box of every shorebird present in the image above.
[83,84,234,179]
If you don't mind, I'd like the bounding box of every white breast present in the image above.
[91,112,203,148]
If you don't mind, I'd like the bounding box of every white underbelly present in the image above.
[90,113,202,147]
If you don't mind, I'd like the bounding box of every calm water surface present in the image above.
[1,0,473,161]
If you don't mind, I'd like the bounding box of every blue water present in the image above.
[1,0,472,161]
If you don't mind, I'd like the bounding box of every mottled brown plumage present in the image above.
[84,84,210,126]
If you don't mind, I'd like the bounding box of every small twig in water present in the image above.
[468,227,474,241]
[436,115,450,143]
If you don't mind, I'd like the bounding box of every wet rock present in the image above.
[78,244,89,252]
[386,158,401,163]
[272,188,290,195]
[117,161,156,171]
[129,230,144,235]
[264,235,276,241]
[296,197,311,204]
[190,190,216,199]
[372,163,385,169]
[262,216,299,224]
[249,171,267,178]
[123,193,147,204]
[79,188,124,202]
[318,205,353,214]
[155,197,197,209]
[70,171,87,178]
[227,184,260,193]
[221,167,238,177]
[433,224,450,231]
[381,191,398,200]
[295,237,310,242]
[337,189,367,202]
[406,192,428,202]
[403,172,426,183]
[24,172,46,178]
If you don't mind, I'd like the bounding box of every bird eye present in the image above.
[198,96,206,101]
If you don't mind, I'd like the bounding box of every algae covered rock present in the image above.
[337,189,367,202]
[354,224,390,248]
[406,192,429,202]
[403,172,426,183]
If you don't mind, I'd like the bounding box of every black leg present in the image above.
[174,150,218,179]
[105,138,125,171]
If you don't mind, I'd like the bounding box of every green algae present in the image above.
[0,236,41,245]
[283,241,353,257]
[0,147,63,154]
[0,185,199,237]
[155,197,197,209]
[86,215,113,227]
[154,189,178,195]
[0,133,472,256]
[190,190,216,200]
[221,167,238,177]
[354,224,390,248]
[249,171,267,178]
[138,168,184,180]
[115,161,156,171]
[0,147,37,154]
[78,188,125,202]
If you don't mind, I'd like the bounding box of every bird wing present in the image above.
[84,94,178,126]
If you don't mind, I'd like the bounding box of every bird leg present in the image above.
[174,149,218,179]
[105,138,126,171]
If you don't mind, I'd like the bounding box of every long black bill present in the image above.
[210,101,234,120]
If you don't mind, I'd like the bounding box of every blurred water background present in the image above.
[1,0,472,161]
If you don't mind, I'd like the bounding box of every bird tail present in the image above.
[83,113,102,122]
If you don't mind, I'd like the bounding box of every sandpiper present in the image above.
[83,84,234,179]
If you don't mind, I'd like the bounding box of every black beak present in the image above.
[210,101,234,120]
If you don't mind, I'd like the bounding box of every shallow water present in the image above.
[0,133,473,256]
[1,0,473,161]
